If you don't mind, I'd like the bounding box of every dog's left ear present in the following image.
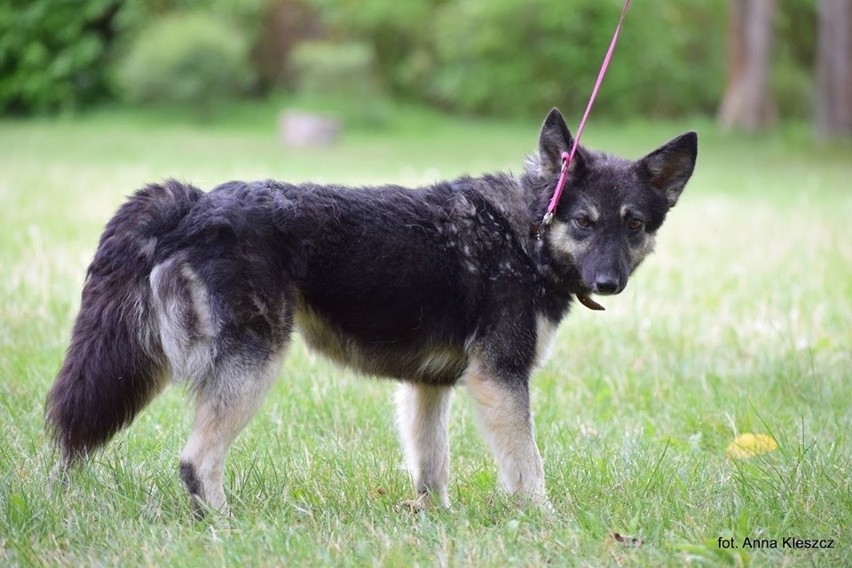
[538,108,583,175]
[638,131,698,208]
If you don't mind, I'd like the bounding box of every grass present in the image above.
[0,101,850,566]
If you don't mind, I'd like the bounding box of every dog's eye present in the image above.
[574,216,593,229]
[626,218,644,231]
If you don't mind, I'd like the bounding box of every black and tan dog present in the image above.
[46,108,697,515]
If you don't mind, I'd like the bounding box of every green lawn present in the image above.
[1,104,850,566]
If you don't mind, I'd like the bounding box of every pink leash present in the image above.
[542,0,632,228]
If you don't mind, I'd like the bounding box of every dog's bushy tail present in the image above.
[46,180,203,464]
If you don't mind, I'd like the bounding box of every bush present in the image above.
[311,0,727,118]
[290,41,379,96]
[307,0,434,98]
[118,12,255,107]
[424,0,726,117]
[0,0,120,113]
[289,41,389,127]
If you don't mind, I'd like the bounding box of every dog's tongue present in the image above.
[576,293,605,311]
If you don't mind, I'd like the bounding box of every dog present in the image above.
[45,108,697,515]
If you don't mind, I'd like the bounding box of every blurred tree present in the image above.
[253,0,322,90]
[815,0,852,140]
[718,0,777,131]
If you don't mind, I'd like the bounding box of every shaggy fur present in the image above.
[45,108,697,514]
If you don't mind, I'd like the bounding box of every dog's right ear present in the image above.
[538,108,581,175]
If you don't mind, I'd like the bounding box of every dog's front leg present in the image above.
[465,360,547,507]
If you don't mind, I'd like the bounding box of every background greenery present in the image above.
[0,102,850,565]
[0,0,819,119]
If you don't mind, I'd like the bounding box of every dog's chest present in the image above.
[532,315,558,369]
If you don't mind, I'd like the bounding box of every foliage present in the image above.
[0,0,271,115]
[313,0,727,118]
[252,0,323,90]
[774,0,817,118]
[117,12,255,108]
[309,0,435,98]
[118,0,270,28]
[289,41,389,127]
[290,41,378,97]
[0,0,120,113]
[0,0,825,120]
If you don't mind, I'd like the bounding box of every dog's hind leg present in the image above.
[465,358,547,507]
[179,354,285,518]
[151,256,292,517]
[395,382,453,509]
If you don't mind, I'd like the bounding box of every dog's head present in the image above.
[527,108,697,297]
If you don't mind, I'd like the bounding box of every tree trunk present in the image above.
[718,0,777,131]
[815,0,852,140]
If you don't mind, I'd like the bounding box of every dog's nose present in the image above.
[593,275,621,295]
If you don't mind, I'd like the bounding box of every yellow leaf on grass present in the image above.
[726,433,778,459]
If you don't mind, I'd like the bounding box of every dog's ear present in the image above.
[639,131,698,208]
[538,108,583,175]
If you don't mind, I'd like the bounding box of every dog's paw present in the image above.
[398,494,430,513]
[400,491,452,513]
[537,498,556,516]
[508,491,556,515]
[47,462,70,497]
